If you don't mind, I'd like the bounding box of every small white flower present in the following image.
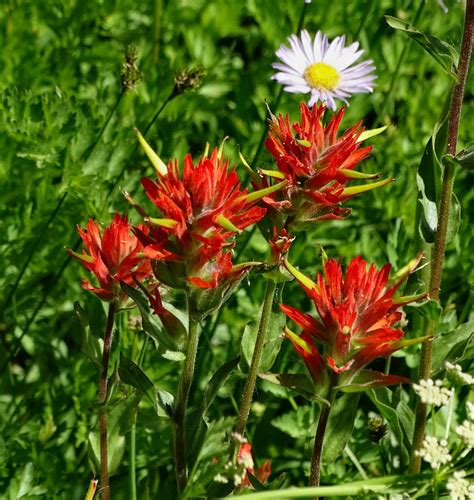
[214,473,228,484]
[445,361,474,386]
[272,29,376,110]
[447,470,474,499]
[234,473,244,487]
[456,420,474,450]
[413,378,453,406]
[230,432,248,444]
[467,401,474,420]
[415,435,451,469]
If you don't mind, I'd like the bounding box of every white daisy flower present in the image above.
[272,29,376,110]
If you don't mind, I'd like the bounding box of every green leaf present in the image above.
[118,354,156,409]
[456,144,474,170]
[74,302,102,367]
[415,105,449,243]
[272,406,315,439]
[189,358,240,469]
[322,393,360,464]
[120,282,185,361]
[368,388,409,464]
[432,321,474,373]
[259,373,327,403]
[247,471,266,491]
[88,393,142,476]
[385,16,459,81]
[240,308,285,373]
[409,299,442,321]
[203,356,240,413]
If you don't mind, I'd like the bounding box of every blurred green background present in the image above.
[0,0,472,498]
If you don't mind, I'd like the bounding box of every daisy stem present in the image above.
[235,279,277,436]
[174,304,200,495]
[309,373,338,490]
[410,0,474,473]
[98,301,117,500]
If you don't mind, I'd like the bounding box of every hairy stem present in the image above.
[236,279,277,436]
[309,375,338,489]
[99,301,117,500]
[174,312,200,494]
[410,0,474,473]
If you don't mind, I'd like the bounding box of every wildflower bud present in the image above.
[173,67,205,96]
[121,45,142,92]
[368,415,387,443]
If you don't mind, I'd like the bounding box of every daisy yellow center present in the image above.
[304,62,340,91]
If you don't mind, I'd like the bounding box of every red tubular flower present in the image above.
[237,443,271,489]
[67,214,152,303]
[134,147,267,288]
[281,255,424,390]
[261,103,391,228]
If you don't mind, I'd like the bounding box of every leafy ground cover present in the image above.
[0,0,473,498]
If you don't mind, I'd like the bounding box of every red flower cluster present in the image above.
[67,214,152,303]
[134,147,266,288]
[237,443,271,489]
[281,255,423,389]
[261,103,390,228]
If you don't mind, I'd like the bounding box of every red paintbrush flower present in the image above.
[259,103,391,229]
[237,442,271,489]
[131,133,278,289]
[67,214,152,303]
[281,255,425,390]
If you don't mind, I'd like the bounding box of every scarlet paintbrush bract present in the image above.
[135,147,267,289]
[281,255,423,390]
[261,103,390,230]
[67,213,152,303]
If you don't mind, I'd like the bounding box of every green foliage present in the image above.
[0,0,472,498]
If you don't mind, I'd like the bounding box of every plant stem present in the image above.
[129,425,137,500]
[98,301,117,500]
[309,375,338,488]
[174,311,200,494]
[410,0,474,473]
[235,279,277,436]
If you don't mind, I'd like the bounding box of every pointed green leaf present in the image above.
[432,321,474,373]
[120,282,185,360]
[322,393,360,464]
[74,302,102,367]
[385,16,459,81]
[118,354,157,409]
[415,98,450,243]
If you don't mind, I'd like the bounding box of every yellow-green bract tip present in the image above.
[134,128,168,176]
[216,214,241,233]
[356,126,387,143]
[285,325,312,354]
[284,259,318,292]
[342,178,393,197]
